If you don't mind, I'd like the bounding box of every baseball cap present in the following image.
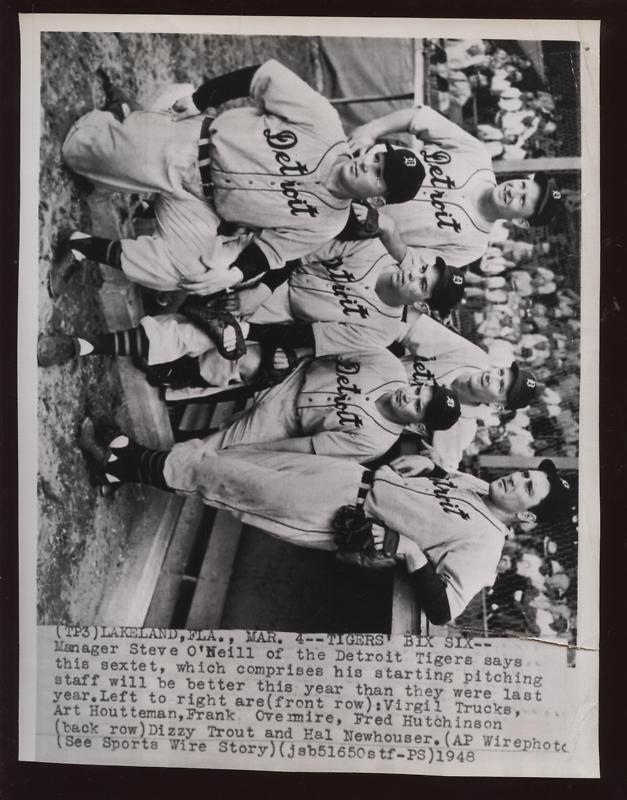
[423,383,461,432]
[382,143,426,205]
[427,257,466,315]
[505,361,538,410]
[527,173,563,226]
[532,459,574,523]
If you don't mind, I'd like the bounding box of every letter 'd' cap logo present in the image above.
[526,378,536,389]
[453,275,464,285]
[446,396,455,408]
[404,156,418,168]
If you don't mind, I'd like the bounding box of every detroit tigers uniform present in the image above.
[138,237,409,391]
[165,446,506,619]
[202,351,408,462]
[398,314,492,471]
[251,238,400,323]
[62,60,352,290]
[382,105,496,268]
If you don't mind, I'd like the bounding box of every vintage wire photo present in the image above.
[19,15,599,776]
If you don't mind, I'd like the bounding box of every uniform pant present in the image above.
[203,360,309,450]
[163,445,366,549]
[140,313,261,387]
[63,109,250,290]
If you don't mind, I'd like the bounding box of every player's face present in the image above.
[341,149,388,200]
[465,367,514,404]
[389,383,434,425]
[491,179,542,220]
[489,470,550,516]
[386,261,440,305]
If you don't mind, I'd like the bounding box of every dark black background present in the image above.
[1,2,624,797]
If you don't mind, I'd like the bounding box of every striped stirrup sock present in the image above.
[105,438,170,490]
[87,327,149,358]
[70,236,122,270]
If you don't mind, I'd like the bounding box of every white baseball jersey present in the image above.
[138,234,407,394]
[62,60,351,289]
[249,237,407,349]
[383,105,496,268]
[165,446,506,619]
[399,315,492,471]
[208,60,352,268]
[207,351,408,461]
[139,234,408,391]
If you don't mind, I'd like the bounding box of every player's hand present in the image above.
[389,454,436,478]
[178,267,244,296]
[348,126,376,155]
[395,535,428,571]
[171,94,200,122]
[351,202,370,223]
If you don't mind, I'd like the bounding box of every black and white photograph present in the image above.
[18,15,599,776]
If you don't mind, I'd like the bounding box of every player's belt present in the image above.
[355,470,374,510]
[198,116,215,199]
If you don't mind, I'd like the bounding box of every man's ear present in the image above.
[516,510,537,524]
[368,195,386,209]
[491,402,505,412]
[511,217,530,229]
[412,300,431,314]
[407,422,427,437]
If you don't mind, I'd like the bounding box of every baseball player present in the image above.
[347,106,563,268]
[53,60,425,298]
[39,237,465,394]
[196,351,461,463]
[395,314,538,471]
[78,416,573,623]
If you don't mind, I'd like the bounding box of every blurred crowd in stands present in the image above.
[451,217,581,464]
[449,215,580,640]
[457,527,578,639]
[427,38,564,160]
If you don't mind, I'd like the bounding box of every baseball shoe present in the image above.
[97,68,136,122]
[78,416,130,495]
[37,334,80,367]
[48,231,90,298]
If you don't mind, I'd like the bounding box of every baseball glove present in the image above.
[337,203,380,241]
[178,294,246,361]
[333,505,399,570]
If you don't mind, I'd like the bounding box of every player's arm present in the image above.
[246,319,398,359]
[430,419,477,473]
[226,437,315,454]
[376,210,408,263]
[172,65,260,121]
[250,59,342,128]
[348,106,487,154]
[398,312,485,360]
[230,260,300,316]
[347,109,416,154]
[179,242,274,296]
[396,536,452,625]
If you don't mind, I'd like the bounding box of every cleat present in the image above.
[106,101,131,123]
[97,68,137,121]
[78,417,111,490]
[48,232,90,298]
[78,416,128,494]
[37,334,80,367]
